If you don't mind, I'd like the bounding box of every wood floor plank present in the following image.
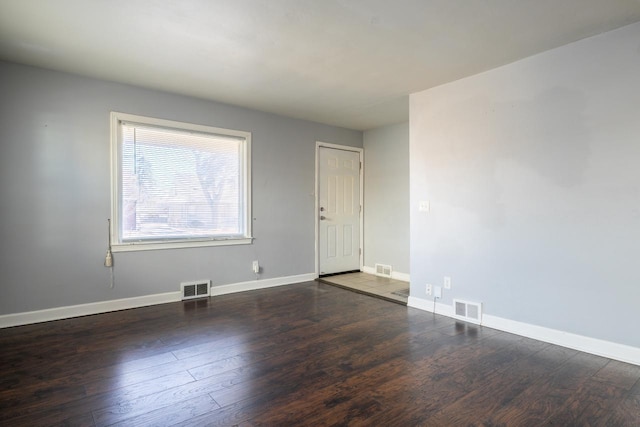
[2,370,197,426]
[91,365,259,426]
[479,346,586,426]
[360,339,553,426]
[0,380,87,422]
[171,393,301,427]
[592,359,640,390]
[1,281,638,426]
[543,379,627,426]
[109,393,219,427]
[242,357,416,425]
[85,298,387,396]
[605,394,640,426]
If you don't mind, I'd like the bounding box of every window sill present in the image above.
[111,237,253,252]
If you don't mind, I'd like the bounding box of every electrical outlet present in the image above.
[434,286,442,299]
[426,284,432,296]
[444,276,451,289]
[252,260,260,274]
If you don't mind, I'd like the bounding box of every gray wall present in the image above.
[409,22,640,347]
[0,61,362,315]
[363,122,409,275]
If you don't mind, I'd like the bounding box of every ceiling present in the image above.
[1,1,640,131]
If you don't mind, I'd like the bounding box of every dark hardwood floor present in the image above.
[1,281,639,426]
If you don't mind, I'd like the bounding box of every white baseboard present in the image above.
[361,266,375,275]
[391,271,410,282]
[0,273,316,329]
[209,273,316,296]
[408,296,640,367]
[481,314,640,367]
[407,296,453,316]
[0,292,182,329]
[362,266,410,282]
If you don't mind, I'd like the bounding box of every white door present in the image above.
[318,146,361,275]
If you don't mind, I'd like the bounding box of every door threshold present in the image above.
[318,270,361,278]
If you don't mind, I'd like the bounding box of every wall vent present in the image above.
[181,280,210,300]
[453,299,482,324]
[375,263,392,278]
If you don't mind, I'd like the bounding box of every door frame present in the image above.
[315,141,364,277]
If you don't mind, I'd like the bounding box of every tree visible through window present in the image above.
[111,113,251,250]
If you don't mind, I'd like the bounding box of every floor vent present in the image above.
[181,280,210,300]
[375,263,392,278]
[453,299,482,324]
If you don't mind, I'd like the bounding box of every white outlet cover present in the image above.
[419,200,430,212]
[444,276,451,289]
[426,283,432,296]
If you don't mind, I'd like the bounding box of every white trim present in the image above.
[408,296,453,316]
[314,144,320,276]
[481,314,640,367]
[0,292,181,329]
[111,237,253,252]
[408,296,640,366]
[0,273,316,329]
[209,273,316,296]
[315,142,364,276]
[362,266,410,282]
[391,271,410,282]
[362,266,375,275]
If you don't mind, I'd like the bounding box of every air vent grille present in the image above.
[453,299,482,324]
[375,263,392,278]
[181,280,210,300]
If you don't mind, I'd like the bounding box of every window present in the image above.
[110,112,251,251]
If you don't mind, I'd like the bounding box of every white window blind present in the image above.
[111,112,252,250]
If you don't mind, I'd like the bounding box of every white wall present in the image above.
[363,122,409,276]
[410,22,640,349]
[0,61,362,317]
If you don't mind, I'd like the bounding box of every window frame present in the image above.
[110,111,252,252]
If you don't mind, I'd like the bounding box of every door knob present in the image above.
[320,215,326,220]
[320,207,325,212]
